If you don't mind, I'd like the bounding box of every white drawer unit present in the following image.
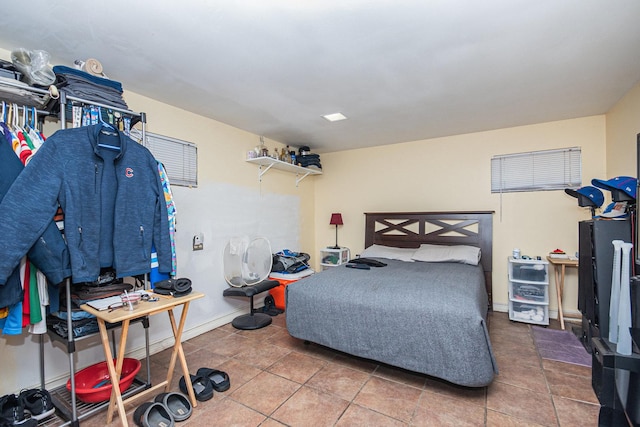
[320,247,350,270]
[508,256,549,325]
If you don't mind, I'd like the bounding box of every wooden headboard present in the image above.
[364,211,494,308]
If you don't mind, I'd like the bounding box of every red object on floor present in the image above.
[269,278,298,310]
[67,358,141,403]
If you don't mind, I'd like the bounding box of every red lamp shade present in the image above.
[329,213,343,225]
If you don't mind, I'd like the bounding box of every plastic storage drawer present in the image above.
[510,281,549,304]
[509,258,548,283]
[509,300,549,325]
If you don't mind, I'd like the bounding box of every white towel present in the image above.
[609,240,624,343]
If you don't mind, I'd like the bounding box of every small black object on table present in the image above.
[223,280,280,330]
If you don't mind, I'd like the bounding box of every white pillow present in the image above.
[412,244,481,265]
[359,244,417,262]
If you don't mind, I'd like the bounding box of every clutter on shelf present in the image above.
[548,248,568,259]
[296,145,321,170]
[247,137,322,170]
[10,48,55,86]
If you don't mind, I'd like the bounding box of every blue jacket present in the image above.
[0,125,172,284]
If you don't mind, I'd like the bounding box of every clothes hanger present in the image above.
[26,107,44,150]
[97,107,121,151]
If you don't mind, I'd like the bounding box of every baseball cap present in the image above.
[591,176,637,200]
[564,186,605,208]
[599,201,629,218]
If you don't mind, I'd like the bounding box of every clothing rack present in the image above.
[45,91,150,427]
[0,82,152,427]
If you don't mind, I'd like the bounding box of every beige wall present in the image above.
[315,116,607,314]
[606,80,640,178]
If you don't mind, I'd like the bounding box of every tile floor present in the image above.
[82,311,601,426]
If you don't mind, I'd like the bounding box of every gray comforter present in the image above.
[285,259,498,387]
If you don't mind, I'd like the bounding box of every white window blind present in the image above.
[130,129,198,187]
[491,147,581,193]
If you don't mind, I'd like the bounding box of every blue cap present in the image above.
[599,201,629,218]
[591,176,637,199]
[565,186,604,208]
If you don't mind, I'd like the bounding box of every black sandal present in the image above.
[178,374,214,401]
[133,401,174,427]
[195,367,230,392]
[154,392,192,422]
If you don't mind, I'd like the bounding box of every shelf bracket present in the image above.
[295,171,312,187]
[258,163,275,182]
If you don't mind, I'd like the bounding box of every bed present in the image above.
[285,211,497,387]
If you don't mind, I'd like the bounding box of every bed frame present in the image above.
[364,211,494,307]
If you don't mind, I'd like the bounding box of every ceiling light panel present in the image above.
[322,112,347,122]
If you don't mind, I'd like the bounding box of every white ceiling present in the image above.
[1,1,639,153]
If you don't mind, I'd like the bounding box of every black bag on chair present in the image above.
[154,277,192,297]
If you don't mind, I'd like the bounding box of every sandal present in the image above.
[133,401,174,427]
[195,367,230,392]
[154,392,192,422]
[178,374,213,401]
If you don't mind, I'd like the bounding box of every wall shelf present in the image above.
[247,156,322,186]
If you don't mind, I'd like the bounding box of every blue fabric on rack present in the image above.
[53,66,124,91]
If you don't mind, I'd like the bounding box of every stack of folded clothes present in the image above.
[296,146,322,170]
[53,65,128,109]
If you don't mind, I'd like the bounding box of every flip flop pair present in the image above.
[178,368,230,402]
[133,392,192,427]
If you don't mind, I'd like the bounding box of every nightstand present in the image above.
[320,247,350,270]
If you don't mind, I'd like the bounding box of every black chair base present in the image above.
[231,312,272,330]
[223,279,280,330]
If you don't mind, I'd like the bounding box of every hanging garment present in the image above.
[158,162,177,275]
[0,259,27,335]
[0,124,172,284]
[0,123,70,308]
[28,270,49,335]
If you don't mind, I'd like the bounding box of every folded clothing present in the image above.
[296,153,322,169]
[153,277,192,297]
[47,315,98,339]
[71,282,133,302]
[53,65,128,109]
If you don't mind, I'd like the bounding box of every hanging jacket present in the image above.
[0,123,71,307]
[0,124,172,284]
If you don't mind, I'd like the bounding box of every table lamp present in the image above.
[329,213,343,249]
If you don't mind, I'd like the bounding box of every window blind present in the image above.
[491,147,581,193]
[130,129,198,187]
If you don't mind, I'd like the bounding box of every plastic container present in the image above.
[67,358,141,403]
[269,278,298,310]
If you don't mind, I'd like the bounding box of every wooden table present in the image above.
[81,291,204,427]
[546,256,579,330]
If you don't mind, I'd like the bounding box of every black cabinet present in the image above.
[578,219,631,348]
[592,337,640,426]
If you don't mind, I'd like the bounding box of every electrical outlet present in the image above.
[193,233,204,251]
